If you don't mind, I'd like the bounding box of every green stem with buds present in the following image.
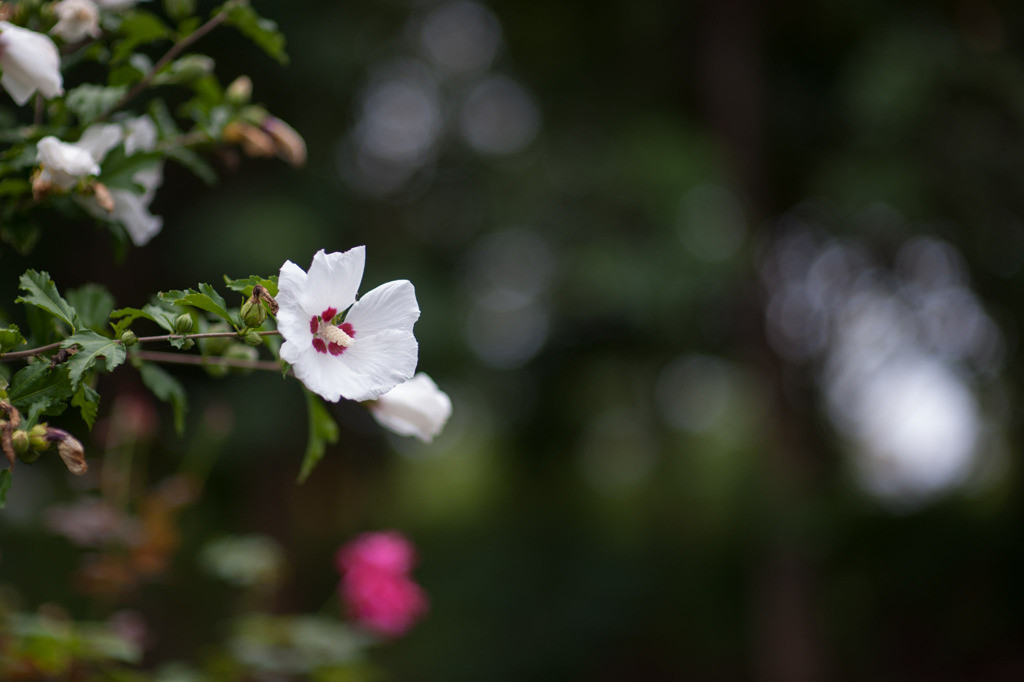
[0,331,281,362]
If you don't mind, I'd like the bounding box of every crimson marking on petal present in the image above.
[328,342,345,356]
[322,307,338,322]
[340,322,356,337]
[312,338,327,354]
[309,315,319,335]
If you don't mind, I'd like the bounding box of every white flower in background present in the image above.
[0,22,63,105]
[370,373,452,442]
[52,0,101,43]
[277,247,420,402]
[73,117,165,246]
[36,136,99,189]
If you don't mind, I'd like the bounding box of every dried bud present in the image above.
[47,428,87,475]
[242,330,263,347]
[92,182,115,213]
[262,116,307,167]
[173,313,193,335]
[120,330,138,347]
[32,171,54,201]
[240,298,266,328]
[0,401,21,467]
[253,284,278,315]
[223,121,275,158]
[226,75,253,106]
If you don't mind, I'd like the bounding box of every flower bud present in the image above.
[240,298,266,328]
[242,330,263,347]
[173,313,193,335]
[28,423,48,452]
[120,330,137,347]
[224,343,258,373]
[11,429,28,456]
[223,121,275,158]
[226,75,252,106]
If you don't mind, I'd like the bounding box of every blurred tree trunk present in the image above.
[698,1,826,680]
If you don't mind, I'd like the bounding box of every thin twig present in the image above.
[0,331,281,362]
[131,350,287,373]
[96,9,230,122]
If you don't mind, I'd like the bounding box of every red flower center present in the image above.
[309,307,355,356]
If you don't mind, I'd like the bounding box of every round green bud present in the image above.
[120,330,138,347]
[28,424,48,452]
[242,330,264,347]
[224,343,259,374]
[199,323,233,356]
[240,299,266,328]
[11,429,29,456]
[173,313,194,335]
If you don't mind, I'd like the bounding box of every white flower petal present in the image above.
[36,136,99,189]
[335,329,418,401]
[303,247,365,317]
[0,22,63,105]
[109,188,161,245]
[52,0,100,43]
[77,123,122,163]
[276,260,314,346]
[345,279,420,336]
[124,116,158,154]
[371,373,452,442]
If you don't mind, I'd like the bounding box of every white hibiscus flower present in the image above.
[277,247,420,402]
[51,0,101,43]
[370,372,452,442]
[36,136,100,189]
[0,22,63,105]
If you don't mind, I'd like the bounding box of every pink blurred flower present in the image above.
[336,531,428,637]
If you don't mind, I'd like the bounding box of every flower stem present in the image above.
[0,331,281,362]
[96,9,230,121]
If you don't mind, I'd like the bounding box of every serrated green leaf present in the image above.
[0,469,11,509]
[67,284,115,332]
[72,384,101,430]
[162,285,235,326]
[298,391,338,483]
[0,324,25,355]
[61,330,127,389]
[224,274,278,298]
[65,84,128,125]
[222,2,288,64]
[8,363,74,424]
[16,270,79,332]
[139,362,187,434]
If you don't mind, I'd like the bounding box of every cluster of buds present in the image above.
[0,401,87,475]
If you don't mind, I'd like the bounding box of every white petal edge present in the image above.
[303,247,365,318]
[345,279,420,336]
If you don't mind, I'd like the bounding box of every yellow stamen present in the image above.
[321,323,354,348]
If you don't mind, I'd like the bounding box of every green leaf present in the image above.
[0,469,11,509]
[298,391,338,483]
[0,178,30,197]
[16,270,79,333]
[72,384,101,430]
[65,84,128,125]
[161,285,235,327]
[165,146,216,186]
[139,363,187,434]
[223,274,278,298]
[0,324,25,355]
[222,2,288,64]
[99,147,163,192]
[67,284,115,332]
[61,330,127,389]
[8,363,74,424]
[113,10,172,63]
